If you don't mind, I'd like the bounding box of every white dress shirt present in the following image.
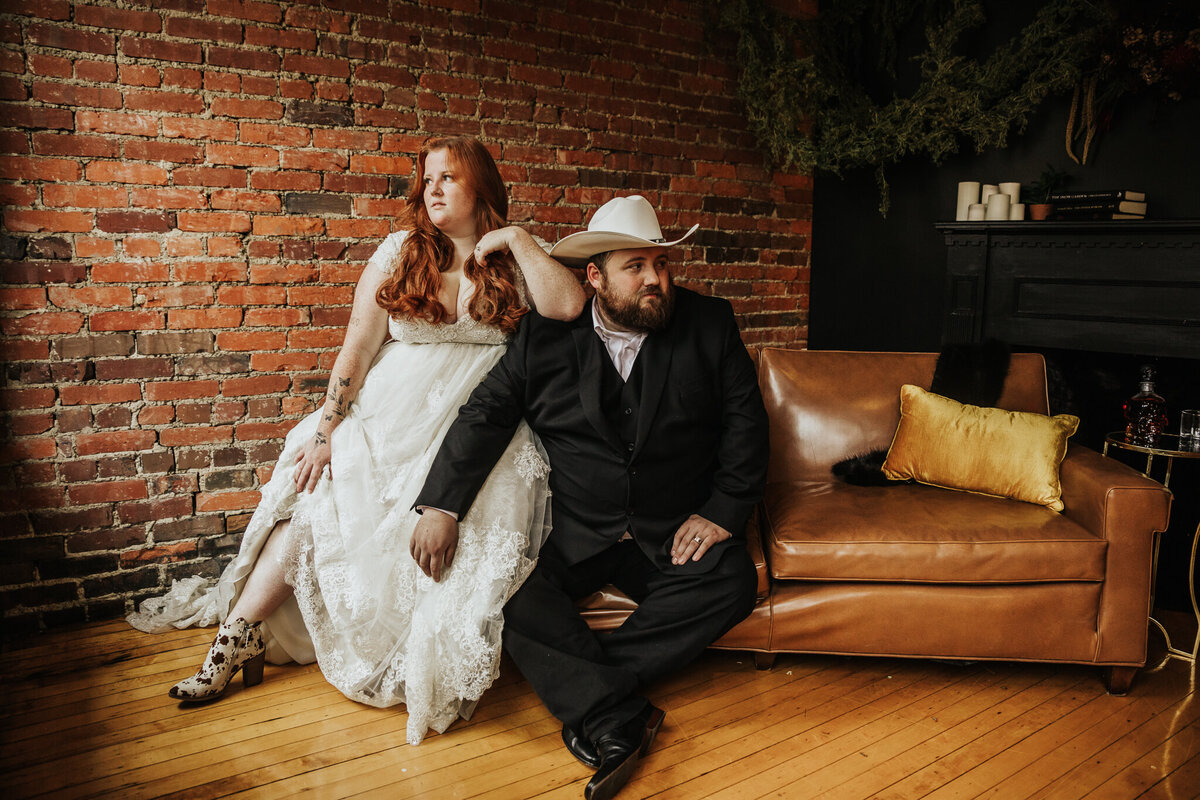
[591,301,648,382]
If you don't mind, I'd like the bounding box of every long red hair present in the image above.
[375,136,527,335]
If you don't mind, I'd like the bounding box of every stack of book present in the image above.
[1049,190,1147,220]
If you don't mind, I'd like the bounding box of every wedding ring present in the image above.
[693,535,702,544]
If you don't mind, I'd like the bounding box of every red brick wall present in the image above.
[0,0,812,632]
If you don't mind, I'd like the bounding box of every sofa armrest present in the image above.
[1060,445,1171,538]
[1059,444,1172,664]
[745,506,770,602]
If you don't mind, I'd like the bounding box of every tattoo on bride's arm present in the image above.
[325,375,353,420]
[335,377,352,416]
[315,432,328,446]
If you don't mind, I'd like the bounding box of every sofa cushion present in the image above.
[762,480,1107,583]
[881,385,1079,511]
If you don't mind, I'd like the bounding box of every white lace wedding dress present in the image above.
[129,232,552,745]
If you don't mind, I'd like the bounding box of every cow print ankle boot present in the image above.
[168,616,266,703]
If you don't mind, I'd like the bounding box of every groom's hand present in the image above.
[671,514,732,565]
[411,508,459,582]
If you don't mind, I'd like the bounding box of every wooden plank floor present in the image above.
[1,617,1196,799]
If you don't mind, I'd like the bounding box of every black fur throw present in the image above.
[832,341,1012,486]
[830,448,893,486]
[929,339,1012,408]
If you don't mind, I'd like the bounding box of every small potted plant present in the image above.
[1025,164,1071,220]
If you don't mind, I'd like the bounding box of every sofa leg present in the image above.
[1104,666,1138,696]
[753,652,776,671]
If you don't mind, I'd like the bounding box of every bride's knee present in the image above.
[262,519,292,553]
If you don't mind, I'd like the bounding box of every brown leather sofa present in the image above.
[580,348,1173,694]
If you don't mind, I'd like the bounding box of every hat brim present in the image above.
[548,224,699,266]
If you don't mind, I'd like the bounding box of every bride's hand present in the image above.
[473,227,521,263]
[294,432,332,493]
[411,509,459,582]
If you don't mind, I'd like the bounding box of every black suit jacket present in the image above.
[415,287,770,574]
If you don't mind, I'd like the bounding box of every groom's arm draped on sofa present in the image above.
[414,194,768,800]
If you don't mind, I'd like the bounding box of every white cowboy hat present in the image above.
[549,195,700,266]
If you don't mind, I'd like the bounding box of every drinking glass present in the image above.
[1181,409,1200,452]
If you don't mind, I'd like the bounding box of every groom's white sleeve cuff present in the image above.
[416,505,459,521]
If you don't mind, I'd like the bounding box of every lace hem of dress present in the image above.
[279,501,537,745]
[127,575,222,633]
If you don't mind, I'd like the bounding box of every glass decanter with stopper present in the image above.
[1123,365,1168,446]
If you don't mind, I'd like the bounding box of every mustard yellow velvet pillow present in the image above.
[881,384,1079,511]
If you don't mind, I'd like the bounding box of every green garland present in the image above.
[714,0,1108,214]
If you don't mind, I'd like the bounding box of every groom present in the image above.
[413,195,769,800]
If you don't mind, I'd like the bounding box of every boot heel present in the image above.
[242,651,265,687]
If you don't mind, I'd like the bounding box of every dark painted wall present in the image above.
[811,95,1200,354]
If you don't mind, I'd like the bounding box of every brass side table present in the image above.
[1103,432,1200,667]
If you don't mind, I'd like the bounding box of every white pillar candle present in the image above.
[1009,203,1026,221]
[981,184,999,204]
[999,182,1021,202]
[985,193,1011,220]
[956,181,981,221]
[967,203,986,221]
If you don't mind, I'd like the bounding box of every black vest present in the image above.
[599,341,644,455]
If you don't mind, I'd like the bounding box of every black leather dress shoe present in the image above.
[583,704,666,800]
[565,703,666,772]
[562,725,600,769]
[583,730,641,800]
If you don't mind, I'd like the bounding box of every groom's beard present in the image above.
[595,275,675,333]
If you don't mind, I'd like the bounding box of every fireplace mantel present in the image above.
[936,220,1200,359]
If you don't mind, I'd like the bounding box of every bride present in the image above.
[129,135,586,745]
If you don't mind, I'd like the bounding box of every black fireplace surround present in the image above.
[936,220,1200,360]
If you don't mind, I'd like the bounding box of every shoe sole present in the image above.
[584,749,640,800]
[641,706,665,755]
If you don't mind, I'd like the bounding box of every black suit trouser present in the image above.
[502,537,757,742]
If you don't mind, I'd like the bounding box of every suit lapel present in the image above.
[632,329,672,460]
[572,314,624,452]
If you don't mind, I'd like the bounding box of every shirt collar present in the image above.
[591,300,648,348]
